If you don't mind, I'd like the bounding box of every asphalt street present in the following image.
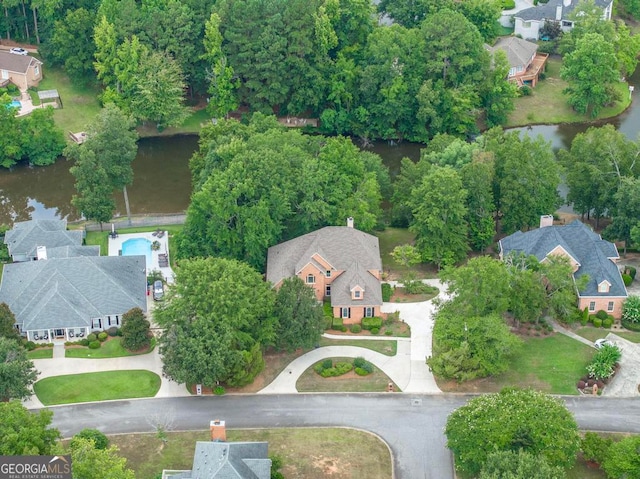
[48,394,640,479]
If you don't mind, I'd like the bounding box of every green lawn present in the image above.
[375,227,436,279]
[296,357,400,393]
[575,326,640,343]
[438,334,596,395]
[27,348,53,359]
[37,66,102,135]
[506,57,632,127]
[137,108,209,138]
[319,337,397,356]
[84,224,183,262]
[34,370,161,405]
[65,337,155,358]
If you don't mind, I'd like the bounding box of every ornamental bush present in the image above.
[72,428,109,450]
[350,324,362,333]
[107,327,119,337]
[622,295,640,324]
[370,327,380,335]
[602,318,613,328]
[331,317,343,330]
[353,357,373,374]
[355,367,369,376]
[622,274,632,287]
[593,318,603,328]
[586,344,621,380]
[381,283,393,302]
[121,307,151,351]
[86,333,97,342]
[362,317,383,330]
[97,332,108,342]
[595,310,608,321]
[88,340,101,349]
[80,338,89,346]
[320,361,353,377]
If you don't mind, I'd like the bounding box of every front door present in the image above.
[54,329,64,339]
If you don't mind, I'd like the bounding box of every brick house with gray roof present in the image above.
[499,218,627,318]
[266,219,383,324]
[514,0,613,40]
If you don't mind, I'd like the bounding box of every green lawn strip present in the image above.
[505,57,631,127]
[34,370,161,405]
[65,337,156,358]
[575,326,640,343]
[375,227,435,278]
[109,428,392,479]
[37,66,102,135]
[137,109,209,138]
[84,225,183,261]
[319,337,397,356]
[296,357,400,393]
[27,348,53,359]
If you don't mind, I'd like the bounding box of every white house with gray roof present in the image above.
[514,0,613,40]
[4,219,83,262]
[499,218,627,318]
[266,220,383,324]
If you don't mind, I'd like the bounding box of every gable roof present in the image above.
[46,245,100,258]
[500,220,626,298]
[164,442,271,479]
[516,0,612,22]
[4,219,82,258]
[488,36,538,69]
[0,255,147,330]
[330,265,383,307]
[0,51,41,74]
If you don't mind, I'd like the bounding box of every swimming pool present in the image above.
[7,101,21,110]
[121,238,152,269]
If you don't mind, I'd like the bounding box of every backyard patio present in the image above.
[108,229,175,283]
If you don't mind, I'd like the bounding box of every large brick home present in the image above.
[0,51,42,91]
[499,217,628,318]
[266,219,383,324]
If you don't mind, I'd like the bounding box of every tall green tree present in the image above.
[461,153,496,252]
[409,166,468,269]
[21,107,65,166]
[604,176,640,254]
[273,277,324,352]
[602,435,640,479]
[445,388,580,475]
[0,94,24,168]
[49,8,96,82]
[0,336,38,402]
[67,437,135,479]
[0,302,19,341]
[539,255,588,322]
[481,49,518,127]
[154,257,276,387]
[120,307,151,351]
[0,401,60,455]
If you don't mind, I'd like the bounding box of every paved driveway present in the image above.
[602,333,640,397]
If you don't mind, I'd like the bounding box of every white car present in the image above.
[9,47,28,56]
[594,338,614,350]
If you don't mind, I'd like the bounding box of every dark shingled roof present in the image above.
[488,36,538,69]
[500,220,626,298]
[0,255,147,330]
[516,0,612,21]
[4,219,82,258]
[0,51,41,74]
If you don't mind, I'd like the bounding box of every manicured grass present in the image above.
[34,370,161,405]
[375,227,436,279]
[297,357,400,393]
[37,65,102,135]
[84,225,183,262]
[505,57,632,127]
[110,428,392,479]
[319,337,397,356]
[575,326,640,343]
[65,337,156,358]
[437,334,596,395]
[137,108,209,138]
[27,348,53,359]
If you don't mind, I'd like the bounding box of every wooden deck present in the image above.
[512,53,549,88]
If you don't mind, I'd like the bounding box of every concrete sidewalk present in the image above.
[549,319,596,347]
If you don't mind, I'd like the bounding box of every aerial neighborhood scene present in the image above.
[3,0,640,477]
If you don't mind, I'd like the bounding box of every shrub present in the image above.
[213,385,225,395]
[385,330,393,335]
[353,357,374,374]
[331,317,343,330]
[536,41,556,55]
[25,341,36,351]
[88,340,101,349]
[320,361,353,377]
[595,310,608,321]
[519,85,532,96]
[589,314,597,323]
[97,332,108,342]
[323,316,332,330]
[107,327,119,337]
[622,295,640,324]
[381,283,393,302]
[80,338,90,346]
[628,266,637,280]
[87,333,97,342]
[500,0,515,8]
[362,316,383,331]
[350,324,362,333]
[593,318,603,328]
[603,318,613,329]
[340,325,348,332]
[72,429,109,450]
[586,344,621,380]
[370,327,380,335]
[581,432,612,465]
[577,380,586,389]
[355,367,370,376]
[622,274,632,286]
[322,359,333,370]
[121,307,151,351]
[622,319,640,331]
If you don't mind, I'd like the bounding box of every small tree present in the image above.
[72,429,109,450]
[391,244,423,293]
[120,307,151,351]
[68,437,135,479]
[0,401,60,455]
[274,277,324,352]
[0,336,38,401]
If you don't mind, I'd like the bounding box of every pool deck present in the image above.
[107,231,175,284]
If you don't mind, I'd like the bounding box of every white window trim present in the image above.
[306,274,315,284]
[607,301,614,312]
[588,302,596,312]
[364,307,373,318]
[325,285,331,296]
[341,307,350,319]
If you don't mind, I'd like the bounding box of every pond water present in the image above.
[1,66,639,225]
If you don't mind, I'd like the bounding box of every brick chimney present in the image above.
[210,419,226,442]
[347,217,354,228]
[539,215,554,228]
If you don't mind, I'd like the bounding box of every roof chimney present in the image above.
[563,0,571,6]
[36,245,47,260]
[347,217,354,228]
[556,4,563,20]
[540,215,554,228]
[210,419,226,442]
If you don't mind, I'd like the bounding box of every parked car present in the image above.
[9,47,28,55]
[153,280,164,301]
[594,338,614,350]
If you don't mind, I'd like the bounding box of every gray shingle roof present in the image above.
[0,255,147,330]
[500,220,626,298]
[516,0,612,21]
[488,36,538,69]
[46,245,100,258]
[169,442,271,479]
[0,51,41,74]
[330,266,383,307]
[4,219,82,258]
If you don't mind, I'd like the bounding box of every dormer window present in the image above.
[599,281,610,293]
[351,287,363,300]
[325,270,331,278]
[306,274,315,284]
[355,291,361,299]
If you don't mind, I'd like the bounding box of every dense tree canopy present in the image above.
[0,336,38,402]
[67,437,135,479]
[154,257,275,387]
[0,302,20,341]
[0,401,60,455]
[445,388,580,475]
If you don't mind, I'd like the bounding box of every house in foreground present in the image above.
[162,420,271,479]
[0,219,147,341]
[486,36,548,87]
[499,217,627,318]
[266,218,383,323]
[0,51,42,91]
[513,0,613,40]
